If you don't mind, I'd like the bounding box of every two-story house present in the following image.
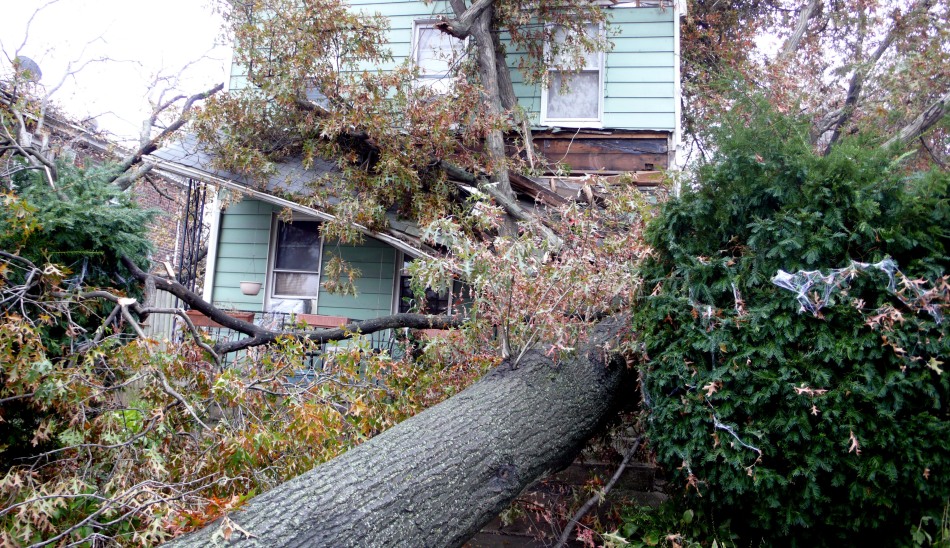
[150,0,685,333]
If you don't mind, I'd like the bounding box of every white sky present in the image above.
[0,0,228,141]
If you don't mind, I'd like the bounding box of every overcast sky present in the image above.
[0,0,228,141]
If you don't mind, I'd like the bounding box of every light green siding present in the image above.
[211,198,276,311]
[508,7,677,130]
[318,238,396,321]
[211,198,398,318]
[229,2,677,131]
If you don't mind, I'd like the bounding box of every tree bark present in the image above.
[445,0,516,203]
[165,316,631,548]
[776,0,821,62]
[883,90,950,149]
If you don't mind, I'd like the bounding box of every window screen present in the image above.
[414,22,465,92]
[273,220,322,297]
[546,72,601,120]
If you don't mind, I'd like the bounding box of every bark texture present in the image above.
[165,317,631,548]
[883,89,950,149]
[776,0,821,62]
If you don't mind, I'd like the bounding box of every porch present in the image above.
[169,308,409,373]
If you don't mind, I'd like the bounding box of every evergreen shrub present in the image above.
[0,162,154,466]
[635,102,950,544]
[2,161,154,289]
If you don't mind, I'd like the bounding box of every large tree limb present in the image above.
[776,0,821,62]
[883,90,950,150]
[435,1,530,193]
[119,256,463,355]
[492,28,518,111]
[437,0,495,39]
[214,313,465,355]
[438,0,518,207]
[165,316,632,548]
[438,161,562,248]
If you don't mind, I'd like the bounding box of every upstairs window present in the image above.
[413,21,466,93]
[541,24,605,127]
[271,220,323,298]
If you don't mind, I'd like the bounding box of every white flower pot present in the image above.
[239,281,262,296]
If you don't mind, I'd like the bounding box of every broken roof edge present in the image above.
[147,157,439,262]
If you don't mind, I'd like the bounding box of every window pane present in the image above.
[275,221,321,271]
[547,71,600,120]
[416,26,464,75]
[275,272,321,296]
[552,24,600,69]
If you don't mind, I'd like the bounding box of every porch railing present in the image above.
[182,309,405,370]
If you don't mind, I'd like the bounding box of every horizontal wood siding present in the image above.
[211,198,276,311]
[229,3,676,131]
[211,198,398,319]
[318,238,397,321]
[505,7,676,130]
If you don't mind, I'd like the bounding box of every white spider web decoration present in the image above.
[772,259,900,316]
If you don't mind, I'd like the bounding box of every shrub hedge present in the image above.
[635,104,950,545]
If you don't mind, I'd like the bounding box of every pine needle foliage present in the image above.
[2,161,154,290]
[635,99,950,545]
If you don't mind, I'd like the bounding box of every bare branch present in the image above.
[919,135,948,169]
[0,392,35,405]
[555,437,642,547]
[11,0,65,60]
[155,368,214,433]
[883,90,950,150]
[216,312,465,355]
[118,256,464,355]
[109,82,223,190]
[776,0,822,62]
[824,0,937,152]
[148,307,222,364]
[42,55,112,107]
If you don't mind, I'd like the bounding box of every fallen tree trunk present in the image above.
[166,317,632,547]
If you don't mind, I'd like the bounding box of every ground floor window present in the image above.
[396,255,470,315]
[271,220,323,299]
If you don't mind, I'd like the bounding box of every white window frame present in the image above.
[266,215,325,303]
[540,24,606,128]
[411,19,466,93]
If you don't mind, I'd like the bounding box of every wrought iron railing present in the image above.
[184,310,406,371]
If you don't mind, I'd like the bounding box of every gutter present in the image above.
[145,157,438,262]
